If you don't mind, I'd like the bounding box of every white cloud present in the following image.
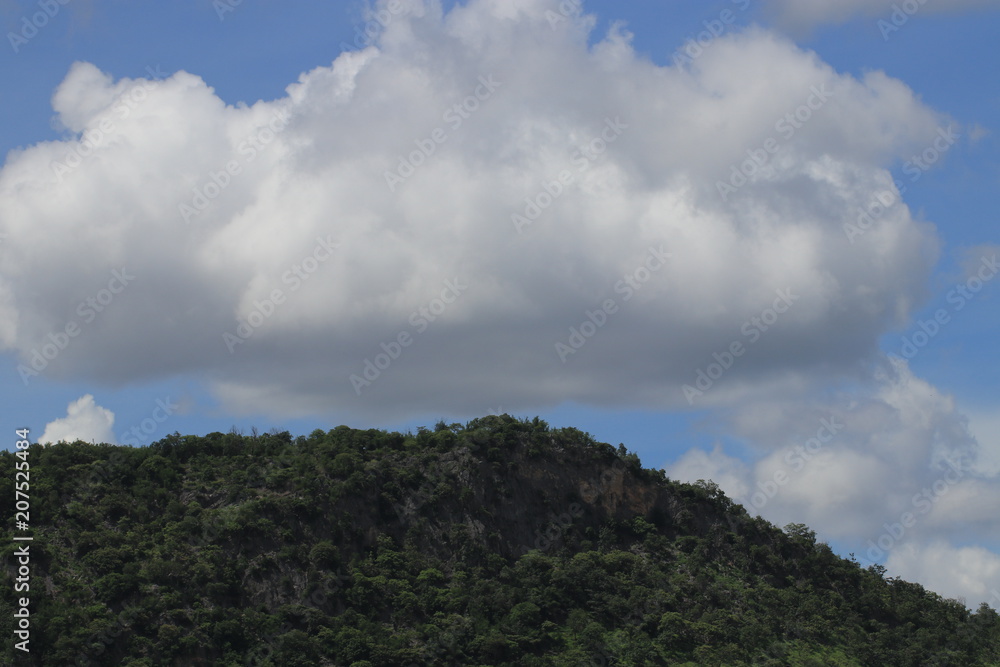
[0,0,953,422]
[40,394,116,445]
[887,541,1000,609]
[662,355,1000,607]
[665,443,750,501]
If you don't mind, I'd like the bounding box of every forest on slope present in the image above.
[2,414,999,665]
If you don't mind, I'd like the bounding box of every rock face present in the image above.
[363,422,705,562]
[3,415,999,666]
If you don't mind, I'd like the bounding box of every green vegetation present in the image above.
[2,415,998,665]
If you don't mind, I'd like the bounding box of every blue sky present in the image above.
[1,0,998,606]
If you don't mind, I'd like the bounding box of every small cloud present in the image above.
[664,443,751,501]
[762,0,1000,33]
[41,394,116,444]
[957,244,1000,283]
[968,123,990,145]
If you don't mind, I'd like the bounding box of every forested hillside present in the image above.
[2,415,999,665]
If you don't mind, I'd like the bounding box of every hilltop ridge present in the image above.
[2,414,999,665]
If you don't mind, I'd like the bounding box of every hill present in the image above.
[2,414,999,665]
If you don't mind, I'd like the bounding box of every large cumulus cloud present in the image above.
[0,0,951,421]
